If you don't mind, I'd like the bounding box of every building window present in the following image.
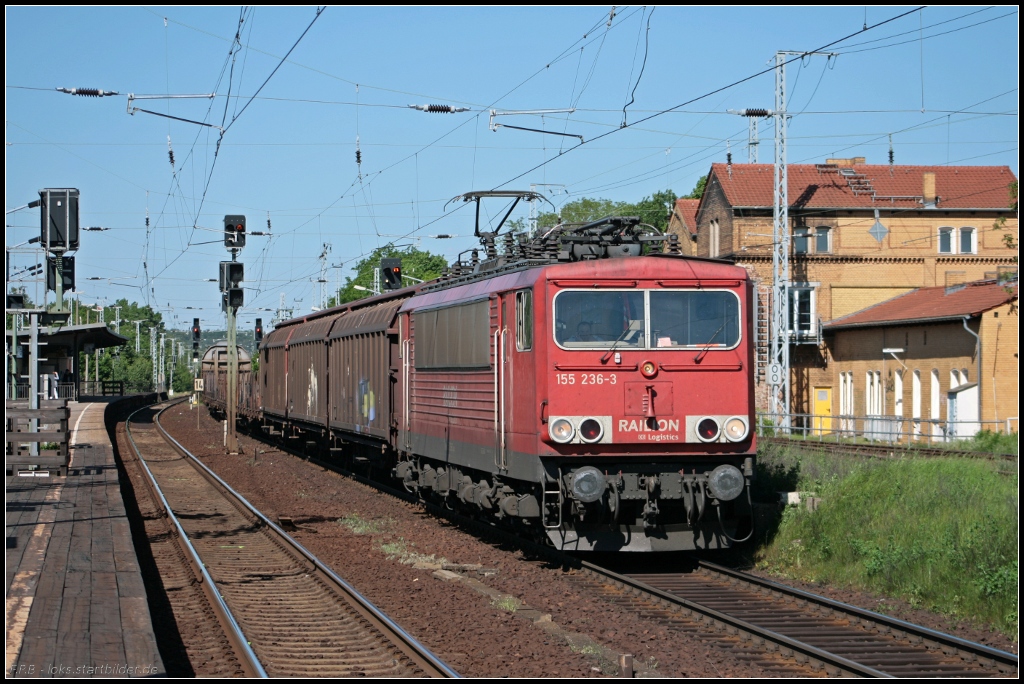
[709,219,720,258]
[815,227,831,253]
[938,226,977,254]
[959,227,976,254]
[950,368,961,389]
[912,370,922,438]
[938,227,954,254]
[789,286,816,339]
[865,370,882,415]
[839,371,854,432]
[793,227,810,254]
[893,371,903,417]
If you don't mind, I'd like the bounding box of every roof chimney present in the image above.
[826,157,865,166]
[923,172,937,207]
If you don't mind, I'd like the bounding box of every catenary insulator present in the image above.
[743,108,769,118]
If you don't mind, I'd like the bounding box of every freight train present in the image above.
[203,198,756,552]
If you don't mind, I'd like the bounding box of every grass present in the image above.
[376,538,448,567]
[336,513,394,536]
[755,448,1019,636]
[491,595,523,613]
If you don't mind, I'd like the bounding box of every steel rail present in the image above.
[697,560,1018,674]
[125,400,267,678]
[151,403,459,679]
[577,559,892,677]
[213,410,1013,678]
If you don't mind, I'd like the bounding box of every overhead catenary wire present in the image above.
[492,7,929,191]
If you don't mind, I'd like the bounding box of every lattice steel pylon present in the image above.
[768,52,791,429]
[768,51,835,430]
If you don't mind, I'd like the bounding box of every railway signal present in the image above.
[254,318,263,343]
[381,258,402,290]
[218,219,244,455]
[45,255,75,293]
[224,214,246,249]
[192,317,201,350]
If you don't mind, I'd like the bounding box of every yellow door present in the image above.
[813,387,832,434]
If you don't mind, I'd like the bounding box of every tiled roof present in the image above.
[673,198,700,235]
[710,163,1016,210]
[825,279,1018,330]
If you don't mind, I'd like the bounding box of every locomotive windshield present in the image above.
[554,289,740,350]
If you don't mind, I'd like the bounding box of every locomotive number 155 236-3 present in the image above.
[555,373,617,385]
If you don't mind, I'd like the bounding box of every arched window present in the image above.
[894,371,903,417]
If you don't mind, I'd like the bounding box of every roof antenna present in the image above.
[726,140,732,179]
[888,133,894,176]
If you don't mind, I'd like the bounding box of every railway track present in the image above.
[762,435,1017,462]
[572,559,1018,678]
[125,401,457,678]
[114,403,251,677]
[204,413,1016,678]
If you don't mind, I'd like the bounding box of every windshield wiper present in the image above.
[693,322,727,363]
[601,319,643,364]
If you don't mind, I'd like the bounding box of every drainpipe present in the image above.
[962,316,981,420]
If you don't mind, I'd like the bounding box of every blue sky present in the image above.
[6,6,1018,331]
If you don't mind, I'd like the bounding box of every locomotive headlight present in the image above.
[578,418,603,443]
[571,466,606,503]
[549,418,575,444]
[724,416,749,442]
[640,360,658,378]
[707,464,745,501]
[696,417,721,442]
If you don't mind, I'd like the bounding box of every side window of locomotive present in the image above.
[515,290,533,351]
[414,299,490,369]
[554,290,645,348]
[649,290,740,348]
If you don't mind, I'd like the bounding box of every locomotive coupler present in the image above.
[641,474,660,531]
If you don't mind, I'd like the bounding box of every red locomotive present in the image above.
[207,199,756,552]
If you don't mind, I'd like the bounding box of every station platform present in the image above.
[5,398,165,678]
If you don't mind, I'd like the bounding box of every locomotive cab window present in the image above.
[554,290,645,348]
[649,290,739,348]
[554,289,740,350]
[515,290,533,351]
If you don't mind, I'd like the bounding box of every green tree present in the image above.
[536,189,679,233]
[328,245,448,306]
[682,174,708,200]
[79,299,165,390]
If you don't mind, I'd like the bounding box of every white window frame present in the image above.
[865,370,882,415]
[930,369,941,438]
[893,371,903,417]
[938,227,955,254]
[789,284,818,339]
[959,227,977,255]
[912,370,922,438]
[938,226,978,255]
[709,219,720,258]
[793,226,811,255]
[814,226,832,254]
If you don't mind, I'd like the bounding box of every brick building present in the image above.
[823,279,1018,439]
[667,198,699,256]
[678,159,1018,414]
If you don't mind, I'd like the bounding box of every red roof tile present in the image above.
[711,163,1016,210]
[825,280,1018,329]
[673,198,700,235]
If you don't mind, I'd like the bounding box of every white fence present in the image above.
[756,412,1015,445]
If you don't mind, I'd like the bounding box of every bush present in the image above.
[756,456,1018,635]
